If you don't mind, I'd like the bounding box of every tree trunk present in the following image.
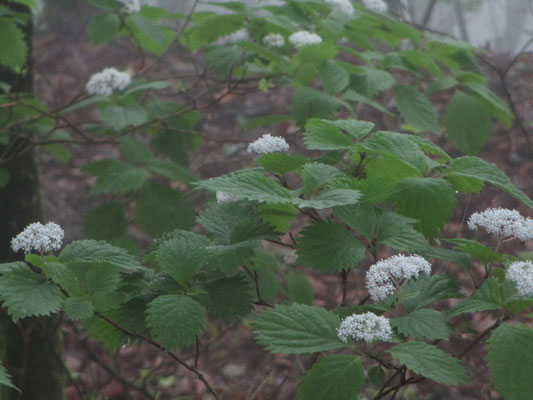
[0,2,63,399]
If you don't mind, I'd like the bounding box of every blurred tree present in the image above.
[0,1,63,399]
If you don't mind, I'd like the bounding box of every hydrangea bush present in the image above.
[1,0,532,399]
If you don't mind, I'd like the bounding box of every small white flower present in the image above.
[247,133,289,154]
[117,0,140,13]
[337,312,392,342]
[366,254,431,301]
[216,191,241,204]
[288,30,323,48]
[326,0,354,16]
[283,250,298,265]
[11,222,64,254]
[362,0,387,13]
[506,261,533,297]
[86,67,131,97]
[214,29,249,46]
[263,33,285,48]
[468,208,533,241]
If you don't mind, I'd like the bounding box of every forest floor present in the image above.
[32,9,533,400]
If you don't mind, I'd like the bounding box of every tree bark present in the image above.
[0,2,63,399]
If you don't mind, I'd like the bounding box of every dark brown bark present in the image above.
[0,2,63,399]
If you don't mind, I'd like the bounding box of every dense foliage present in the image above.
[1,0,532,399]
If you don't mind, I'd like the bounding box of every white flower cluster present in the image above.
[366,254,432,301]
[263,33,285,48]
[117,0,141,13]
[326,0,354,16]
[11,222,64,254]
[506,261,533,297]
[468,208,533,241]
[288,30,323,48]
[214,29,249,46]
[216,191,241,204]
[337,312,392,342]
[247,133,289,154]
[86,67,131,97]
[362,0,387,13]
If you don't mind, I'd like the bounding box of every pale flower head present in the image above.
[86,67,131,97]
[247,133,289,154]
[506,261,533,297]
[326,0,354,16]
[289,30,323,48]
[362,0,387,13]
[11,222,64,254]
[216,191,241,204]
[366,254,431,301]
[117,0,141,13]
[214,29,249,46]
[468,208,533,241]
[337,312,392,342]
[263,33,285,48]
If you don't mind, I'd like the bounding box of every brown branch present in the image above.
[241,265,274,308]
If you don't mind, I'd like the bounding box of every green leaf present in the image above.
[443,156,533,209]
[343,89,392,115]
[426,75,457,95]
[255,153,308,176]
[84,312,126,351]
[334,202,377,240]
[387,342,468,385]
[87,13,119,45]
[330,119,374,140]
[392,309,451,340]
[0,361,18,391]
[444,91,492,155]
[393,177,457,238]
[486,323,533,400]
[286,272,314,305]
[146,294,206,349]
[59,240,142,270]
[447,277,502,317]
[464,82,513,127]
[0,167,9,189]
[368,365,385,387]
[394,85,439,133]
[296,220,366,272]
[120,137,153,164]
[297,355,364,400]
[444,238,502,265]
[62,296,95,320]
[0,264,63,320]
[155,231,208,286]
[203,275,254,321]
[82,159,148,195]
[0,17,27,70]
[146,158,196,184]
[378,222,427,252]
[291,87,337,127]
[304,118,352,151]
[127,15,167,47]
[301,163,344,196]
[400,274,462,313]
[252,303,346,353]
[185,14,245,49]
[100,104,148,131]
[358,67,395,96]
[135,183,194,237]
[320,60,349,94]
[83,202,126,241]
[205,45,244,75]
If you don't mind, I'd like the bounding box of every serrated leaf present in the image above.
[486,323,533,400]
[0,17,27,70]
[155,231,208,286]
[59,240,142,270]
[255,153,308,176]
[186,14,245,49]
[198,202,257,243]
[135,182,194,237]
[444,238,502,265]
[286,272,313,305]
[83,202,126,241]
[88,13,119,45]
[392,309,451,340]
[100,104,149,131]
[63,296,95,320]
[203,276,254,321]
[82,159,148,195]
[146,294,206,349]
[252,303,346,353]
[443,156,533,209]
[297,355,364,400]
[368,365,385,387]
[394,85,439,133]
[359,67,395,96]
[0,264,63,320]
[304,118,352,150]
[387,341,468,385]
[330,119,374,140]
[291,87,337,127]
[393,177,457,238]
[127,15,167,47]
[447,277,502,317]
[464,82,513,127]
[205,45,244,75]
[0,361,18,391]
[146,158,197,184]
[379,223,427,252]
[301,163,344,196]
[296,220,366,272]
[320,60,349,94]
[343,89,393,115]
[334,202,377,240]
[400,274,462,313]
[444,91,492,155]
[119,137,153,163]
[84,312,126,351]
